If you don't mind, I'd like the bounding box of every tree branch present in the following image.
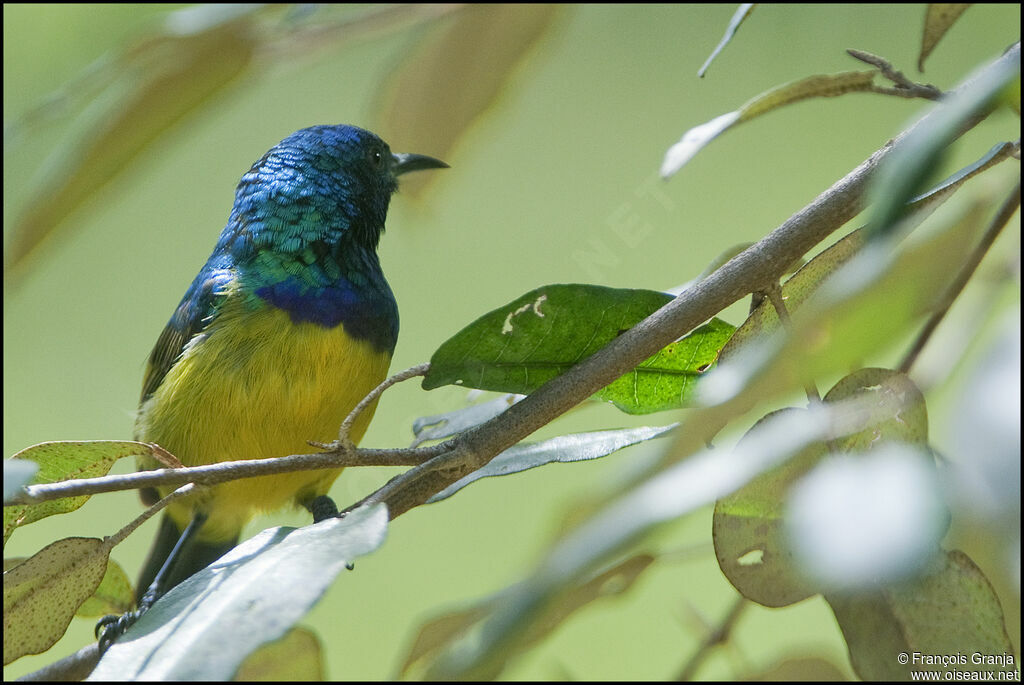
[7,445,444,505]
[847,48,943,100]
[354,42,1019,520]
[15,643,101,682]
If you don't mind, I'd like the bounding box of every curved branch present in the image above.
[358,42,1020,520]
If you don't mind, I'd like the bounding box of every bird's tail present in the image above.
[136,514,238,605]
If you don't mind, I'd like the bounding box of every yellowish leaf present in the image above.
[3,537,110,664]
[376,4,559,197]
[919,4,972,71]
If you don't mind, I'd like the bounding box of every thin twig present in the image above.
[5,445,446,506]
[900,180,1021,373]
[677,595,749,680]
[7,361,440,507]
[106,483,196,547]
[763,281,821,403]
[848,48,943,100]
[324,363,431,449]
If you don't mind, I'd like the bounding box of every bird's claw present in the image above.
[95,609,142,653]
[95,585,160,652]
[307,494,340,523]
[307,437,356,453]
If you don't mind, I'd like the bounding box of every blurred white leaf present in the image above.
[90,504,388,681]
[660,111,739,178]
[786,445,947,590]
[429,398,885,678]
[661,70,877,179]
[428,424,677,503]
[948,311,1021,520]
[412,394,524,447]
[698,3,756,77]
[2,460,38,502]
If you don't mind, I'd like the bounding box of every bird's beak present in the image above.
[390,152,449,176]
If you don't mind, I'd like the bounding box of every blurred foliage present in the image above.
[4,4,1020,681]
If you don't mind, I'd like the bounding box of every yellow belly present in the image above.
[135,300,392,541]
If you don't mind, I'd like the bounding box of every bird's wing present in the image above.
[140,266,234,404]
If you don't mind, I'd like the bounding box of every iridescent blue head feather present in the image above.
[225,125,445,255]
[175,124,446,355]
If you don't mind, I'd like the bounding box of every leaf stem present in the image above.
[677,595,748,680]
[764,281,821,403]
[899,180,1021,373]
[330,363,431,448]
[847,48,942,100]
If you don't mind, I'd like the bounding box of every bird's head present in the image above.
[229,124,447,252]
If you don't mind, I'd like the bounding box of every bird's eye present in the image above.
[367,146,385,169]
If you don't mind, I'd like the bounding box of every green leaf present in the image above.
[919,4,971,71]
[75,557,134,618]
[823,367,929,448]
[867,48,1019,236]
[828,549,1014,680]
[661,70,878,178]
[233,627,324,681]
[713,370,933,607]
[428,424,677,503]
[424,284,733,414]
[3,537,110,665]
[374,4,559,198]
[6,14,259,278]
[425,284,671,391]
[713,409,826,608]
[418,555,655,679]
[4,441,160,544]
[90,504,388,680]
[599,318,735,414]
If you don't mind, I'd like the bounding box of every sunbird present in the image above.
[98,125,446,648]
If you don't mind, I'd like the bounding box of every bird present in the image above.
[97,124,446,648]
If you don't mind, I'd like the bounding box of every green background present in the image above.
[4,4,1020,679]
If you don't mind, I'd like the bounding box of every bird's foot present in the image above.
[306,494,339,523]
[307,437,356,453]
[95,587,160,653]
[303,495,355,569]
[95,610,140,653]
